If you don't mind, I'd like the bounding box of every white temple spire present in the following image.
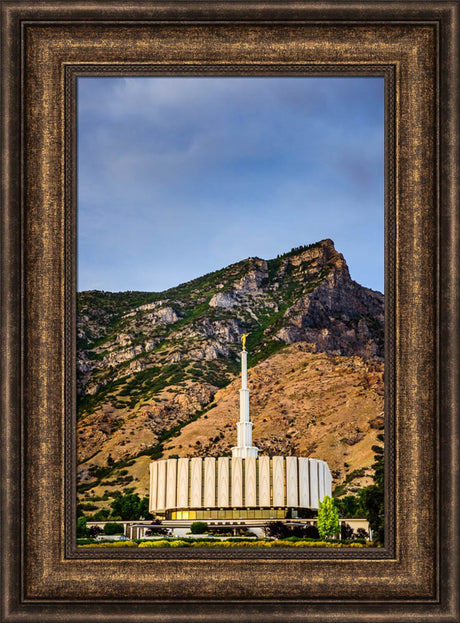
[231,334,258,459]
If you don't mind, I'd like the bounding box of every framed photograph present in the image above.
[1,1,458,622]
[75,74,385,546]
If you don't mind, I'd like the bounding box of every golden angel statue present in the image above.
[241,332,251,351]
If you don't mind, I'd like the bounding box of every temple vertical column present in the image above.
[239,350,250,424]
[232,343,258,459]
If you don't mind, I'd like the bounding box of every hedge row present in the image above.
[79,540,139,548]
[79,539,375,549]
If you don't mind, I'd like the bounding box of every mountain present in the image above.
[76,239,384,508]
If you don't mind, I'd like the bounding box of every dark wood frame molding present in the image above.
[1,2,458,621]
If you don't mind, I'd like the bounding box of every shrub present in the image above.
[79,540,138,548]
[89,525,103,539]
[103,522,125,535]
[169,540,190,547]
[340,522,354,540]
[145,520,170,536]
[264,521,319,540]
[80,503,98,511]
[77,538,375,549]
[264,521,290,539]
[92,509,110,521]
[190,521,209,534]
[356,527,369,540]
[138,540,170,548]
[302,523,320,539]
[206,526,233,536]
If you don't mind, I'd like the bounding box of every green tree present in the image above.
[103,522,124,535]
[357,433,384,544]
[317,495,340,539]
[76,516,89,538]
[357,485,384,541]
[335,495,359,518]
[190,521,208,534]
[138,496,151,520]
[371,434,385,488]
[110,493,152,521]
[92,508,110,522]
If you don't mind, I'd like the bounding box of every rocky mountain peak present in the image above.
[76,239,384,502]
[77,239,383,413]
[280,239,350,280]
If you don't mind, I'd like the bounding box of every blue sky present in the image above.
[78,77,384,293]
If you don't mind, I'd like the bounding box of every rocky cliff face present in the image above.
[76,239,384,504]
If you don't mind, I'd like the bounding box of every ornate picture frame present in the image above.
[1,1,458,621]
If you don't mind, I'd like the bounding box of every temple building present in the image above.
[149,336,332,521]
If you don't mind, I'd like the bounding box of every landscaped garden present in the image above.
[77,496,375,548]
[77,537,374,548]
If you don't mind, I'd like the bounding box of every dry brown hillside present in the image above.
[162,343,384,491]
[77,342,383,509]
